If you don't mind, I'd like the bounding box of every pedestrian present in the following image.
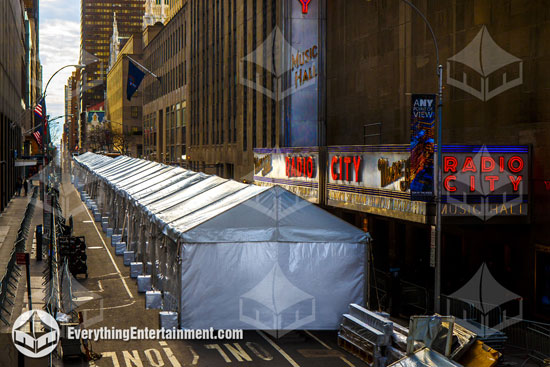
[23,178,28,196]
[15,178,22,196]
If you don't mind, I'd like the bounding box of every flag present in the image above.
[32,125,43,147]
[34,99,45,119]
[44,115,49,144]
[127,59,145,101]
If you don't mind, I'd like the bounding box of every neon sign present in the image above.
[298,0,311,14]
[441,146,529,219]
[443,155,525,193]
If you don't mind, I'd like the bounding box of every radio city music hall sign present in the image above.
[292,45,318,89]
[443,155,524,193]
[330,154,411,191]
[441,146,529,219]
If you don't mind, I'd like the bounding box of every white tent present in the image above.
[72,153,369,330]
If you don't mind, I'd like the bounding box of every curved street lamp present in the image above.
[42,64,86,99]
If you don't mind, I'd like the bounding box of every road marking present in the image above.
[83,220,93,223]
[103,352,121,367]
[88,246,103,249]
[79,195,134,299]
[304,330,355,367]
[205,344,231,363]
[77,299,136,312]
[224,343,252,362]
[98,280,104,292]
[256,331,300,367]
[188,346,199,365]
[160,344,182,367]
[122,350,143,367]
[245,342,274,361]
[144,349,164,367]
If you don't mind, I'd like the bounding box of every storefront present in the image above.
[254,144,539,317]
[253,147,322,204]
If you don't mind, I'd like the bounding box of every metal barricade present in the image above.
[0,187,39,325]
[369,268,432,316]
[503,319,550,362]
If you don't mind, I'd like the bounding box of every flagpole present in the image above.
[125,55,161,81]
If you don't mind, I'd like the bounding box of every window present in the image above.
[131,106,139,118]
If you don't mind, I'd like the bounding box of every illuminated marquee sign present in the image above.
[327,146,427,223]
[253,148,320,203]
[441,145,529,219]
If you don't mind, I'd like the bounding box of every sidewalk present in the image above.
[0,192,33,273]
[0,187,46,332]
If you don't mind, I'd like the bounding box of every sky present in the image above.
[39,0,81,144]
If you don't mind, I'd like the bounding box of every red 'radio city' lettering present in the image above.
[443,155,524,192]
[285,156,315,178]
[330,156,362,182]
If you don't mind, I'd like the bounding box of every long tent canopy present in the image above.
[72,152,370,330]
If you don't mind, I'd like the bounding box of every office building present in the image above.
[1,0,30,211]
[106,33,144,157]
[79,0,145,149]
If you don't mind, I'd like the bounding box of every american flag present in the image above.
[34,103,44,118]
[32,128,42,147]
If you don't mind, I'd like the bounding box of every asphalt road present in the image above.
[57,161,368,367]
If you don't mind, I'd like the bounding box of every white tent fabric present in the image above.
[72,153,370,330]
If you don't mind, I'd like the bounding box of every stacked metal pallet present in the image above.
[338,304,395,366]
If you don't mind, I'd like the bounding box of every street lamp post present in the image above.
[398,0,444,313]
[37,64,85,306]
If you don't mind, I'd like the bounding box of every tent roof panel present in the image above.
[74,154,369,244]
[152,178,244,225]
[135,172,207,206]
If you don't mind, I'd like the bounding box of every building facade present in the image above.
[321,0,549,320]
[106,34,144,157]
[246,0,550,321]
[142,5,187,165]
[79,0,145,150]
[1,0,31,212]
[184,0,282,179]
[65,70,80,152]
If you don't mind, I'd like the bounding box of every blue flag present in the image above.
[127,59,145,101]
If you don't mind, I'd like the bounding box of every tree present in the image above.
[87,125,113,152]
[111,126,134,155]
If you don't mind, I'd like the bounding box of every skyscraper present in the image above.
[79,0,145,148]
